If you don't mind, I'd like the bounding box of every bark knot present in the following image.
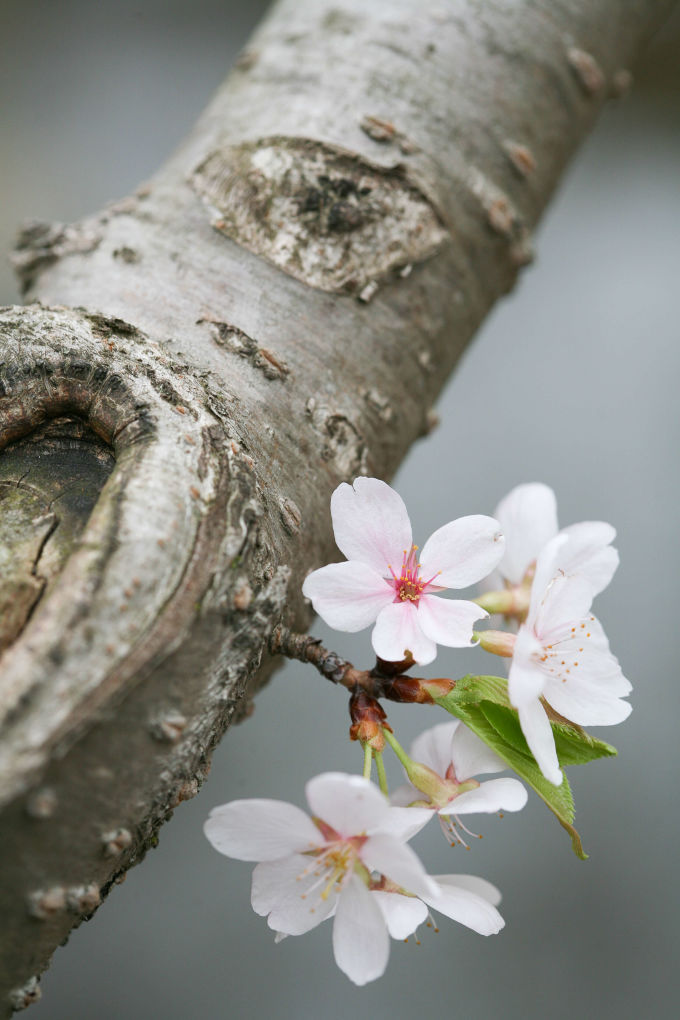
[190,136,448,294]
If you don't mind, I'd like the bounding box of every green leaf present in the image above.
[437,673,513,710]
[434,676,604,860]
[479,701,617,767]
[551,722,617,766]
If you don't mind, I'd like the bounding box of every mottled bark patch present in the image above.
[190,137,449,294]
[12,221,102,294]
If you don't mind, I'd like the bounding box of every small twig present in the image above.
[269,626,456,704]
[269,625,373,692]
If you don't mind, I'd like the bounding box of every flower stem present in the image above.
[381,727,412,770]
[374,751,389,796]
[363,742,373,780]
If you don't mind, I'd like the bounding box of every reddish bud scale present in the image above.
[373,653,416,677]
[382,675,455,704]
[348,691,391,750]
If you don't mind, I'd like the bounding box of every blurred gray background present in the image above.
[1,1,679,1017]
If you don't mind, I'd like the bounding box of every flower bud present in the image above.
[348,691,391,751]
[476,629,517,657]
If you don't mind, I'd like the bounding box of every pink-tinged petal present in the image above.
[534,575,594,643]
[417,595,487,648]
[372,601,437,665]
[420,515,505,589]
[439,778,527,815]
[204,799,319,862]
[302,561,393,632]
[361,834,439,899]
[559,521,618,595]
[330,477,412,576]
[433,874,502,907]
[251,855,337,934]
[305,773,389,836]
[372,891,428,940]
[508,628,546,707]
[517,700,562,786]
[410,720,460,776]
[377,806,434,841]
[423,883,505,935]
[495,483,558,585]
[450,722,507,778]
[333,875,390,985]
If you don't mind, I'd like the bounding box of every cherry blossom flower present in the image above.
[391,720,527,846]
[492,482,619,596]
[302,477,505,665]
[204,772,503,985]
[372,873,504,941]
[508,534,632,786]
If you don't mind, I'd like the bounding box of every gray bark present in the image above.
[0,0,674,1012]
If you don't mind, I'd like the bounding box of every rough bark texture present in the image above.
[0,0,674,1012]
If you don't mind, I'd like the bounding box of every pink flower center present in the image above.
[388,545,440,605]
[305,819,368,900]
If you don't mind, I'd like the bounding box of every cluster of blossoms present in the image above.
[485,482,631,784]
[205,477,631,984]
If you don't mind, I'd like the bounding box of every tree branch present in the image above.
[0,0,674,1011]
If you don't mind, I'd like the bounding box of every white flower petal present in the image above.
[543,675,632,727]
[372,601,437,665]
[495,482,558,584]
[439,777,527,815]
[376,806,434,841]
[559,521,618,595]
[361,834,439,899]
[302,561,393,632]
[517,700,562,786]
[410,720,460,776]
[332,875,390,985]
[251,855,337,934]
[529,533,570,617]
[330,477,412,576]
[372,891,428,940]
[433,874,502,907]
[508,629,546,707]
[542,632,631,697]
[534,575,594,642]
[417,594,487,648]
[389,784,423,808]
[420,515,505,589]
[204,799,319,862]
[423,883,505,935]
[450,721,507,778]
[305,773,389,836]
